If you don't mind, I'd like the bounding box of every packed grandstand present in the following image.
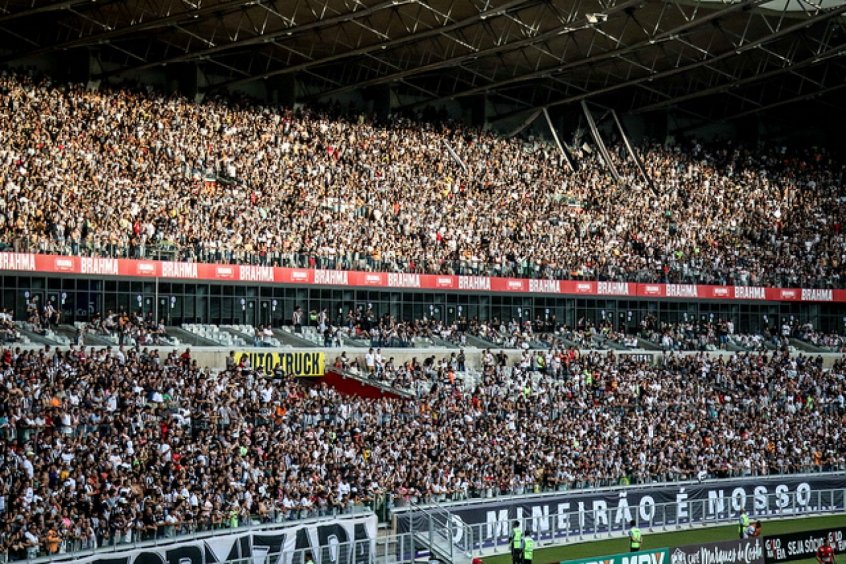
[0,70,843,289]
[0,345,845,559]
[0,50,845,563]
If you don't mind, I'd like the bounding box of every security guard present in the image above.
[628,520,642,552]
[739,509,750,539]
[510,520,523,564]
[522,531,535,564]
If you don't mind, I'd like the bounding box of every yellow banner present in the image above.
[233,351,325,377]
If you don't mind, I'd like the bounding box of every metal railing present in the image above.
[409,487,846,560]
[2,240,842,289]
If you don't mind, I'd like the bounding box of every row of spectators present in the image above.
[2,345,845,559]
[0,70,844,288]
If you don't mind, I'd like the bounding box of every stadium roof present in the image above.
[0,0,845,122]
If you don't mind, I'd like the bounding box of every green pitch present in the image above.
[481,513,846,564]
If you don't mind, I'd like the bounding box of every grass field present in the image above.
[483,514,846,564]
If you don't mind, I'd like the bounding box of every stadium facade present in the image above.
[4,253,845,336]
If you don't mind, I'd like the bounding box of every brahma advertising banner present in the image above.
[1,252,845,303]
[396,474,846,551]
[671,538,765,564]
[563,548,670,564]
[763,527,846,563]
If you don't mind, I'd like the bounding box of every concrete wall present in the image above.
[18,344,846,371]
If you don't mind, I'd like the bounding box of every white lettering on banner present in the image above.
[531,505,551,534]
[712,287,730,297]
[576,282,593,293]
[666,284,699,298]
[291,270,309,281]
[507,280,524,290]
[708,490,726,517]
[622,553,666,564]
[215,266,235,279]
[161,262,198,279]
[436,277,454,288]
[314,270,349,285]
[0,253,35,271]
[387,273,421,288]
[239,265,274,282]
[615,493,633,526]
[643,285,661,295]
[677,489,689,520]
[485,509,510,539]
[136,262,156,274]
[597,281,631,295]
[529,279,561,293]
[80,257,118,275]
[54,257,75,272]
[734,286,766,300]
[458,276,491,291]
[802,288,833,302]
[72,514,377,564]
[364,274,383,285]
[673,539,765,564]
[780,290,797,299]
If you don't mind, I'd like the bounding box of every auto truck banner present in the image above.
[59,513,376,564]
[395,474,846,551]
[763,526,846,563]
[671,538,765,564]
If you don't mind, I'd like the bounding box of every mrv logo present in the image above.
[562,548,669,564]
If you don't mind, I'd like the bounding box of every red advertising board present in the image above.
[0,252,843,303]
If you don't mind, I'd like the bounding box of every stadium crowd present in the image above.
[1,345,846,559]
[0,71,844,288]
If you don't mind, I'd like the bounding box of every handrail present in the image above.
[393,470,846,514]
[1,242,841,290]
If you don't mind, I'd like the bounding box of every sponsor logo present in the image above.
[506,280,524,290]
[314,270,349,285]
[734,286,766,300]
[136,262,157,275]
[801,288,833,302]
[458,276,491,291]
[576,282,593,293]
[364,274,383,285]
[597,281,631,295]
[712,287,730,297]
[387,273,422,288]
[291,270,309,281]
[53,257,75,272]
[239,265,274,283]
[161,261,198,279]
[529,279,561,293]
[643,285,662,295]
[0,253,36,271]
[436,277,454,288]
[666,284,698,298]
[215,266,235,279]
[780,289,798,299]
[80,257,118,276]
[672,538,765,564]
[234,351,325,377]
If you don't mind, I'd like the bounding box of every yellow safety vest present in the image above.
[523,537,535,560]
[630,527,642,548]
[512,527,522,549]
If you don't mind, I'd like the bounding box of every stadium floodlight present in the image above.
[586,13,608,24]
